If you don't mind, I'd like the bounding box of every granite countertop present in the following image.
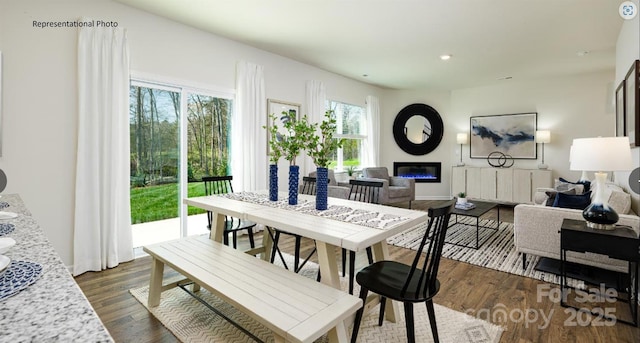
[0,194,113,342]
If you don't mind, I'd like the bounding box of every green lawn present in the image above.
[130,182,207,224]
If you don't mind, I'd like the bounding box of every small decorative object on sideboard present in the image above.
[346,165,356,179]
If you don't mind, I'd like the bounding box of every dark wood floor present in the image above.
[75,201,640,343]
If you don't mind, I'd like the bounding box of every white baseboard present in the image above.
[415,195,453,201]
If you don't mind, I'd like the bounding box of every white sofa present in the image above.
[514,183,639,273]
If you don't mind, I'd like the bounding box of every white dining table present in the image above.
[184,191,429,325]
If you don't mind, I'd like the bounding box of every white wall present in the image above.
[614,0,640,213]
[0,0,383,267]
[380,71,615,200]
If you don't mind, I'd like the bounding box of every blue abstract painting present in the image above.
[470,112,537,159]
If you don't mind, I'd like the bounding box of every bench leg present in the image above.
[272,334,286,343]
[328,322,349,343]
[148,257,165,307]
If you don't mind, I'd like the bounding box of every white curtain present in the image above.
[74,22,133,276]
[364,95,380,167]
[232,61,266,191]
[304,80,326,174]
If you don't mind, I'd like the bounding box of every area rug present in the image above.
[387,217,587,288]
[131,254,503,343]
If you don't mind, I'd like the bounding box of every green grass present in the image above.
[130,182,207,224]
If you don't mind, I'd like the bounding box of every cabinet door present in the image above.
[466,168,482,199]
[513,169,533,203]
[451,167,466,197]
[480,168,497,200]
[496,169,513,202]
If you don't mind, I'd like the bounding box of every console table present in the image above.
[0,194,113,341]
[560,219,640,326]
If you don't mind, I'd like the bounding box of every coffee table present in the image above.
[447,200,500,249]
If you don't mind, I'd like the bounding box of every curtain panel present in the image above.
[365,95,380,167]
[74,23,133,276]
[304,80,326,174]
[232,61,266,192]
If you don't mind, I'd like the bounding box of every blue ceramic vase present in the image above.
[288,165,299,205]
[269,164,278,201]
[315,167,328,210]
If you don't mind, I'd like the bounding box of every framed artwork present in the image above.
[624,59,639,147]
[615,80,625,138]
[266,99,300,154]
[470,112,537,159]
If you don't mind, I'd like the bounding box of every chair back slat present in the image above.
[203,175,234,196]
[401,201,454,298]
[348,179,383,204]
[301,176,317,195]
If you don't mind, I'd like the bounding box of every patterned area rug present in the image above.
[387,217,586,288]
[131,254,503,343]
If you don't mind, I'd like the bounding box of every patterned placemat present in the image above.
[221,192,409,230]
[0,223,15,236]
[0,260,43,301]
[0,202,9,210]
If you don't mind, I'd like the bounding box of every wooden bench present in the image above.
[144,235,361,343]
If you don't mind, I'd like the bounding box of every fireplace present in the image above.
[393,162,441,183]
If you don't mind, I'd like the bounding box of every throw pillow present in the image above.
[552,191,592,210]
[559,177,591,193]
[554,179,585,194]
[544,188,577,206]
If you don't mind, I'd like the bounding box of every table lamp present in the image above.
[569,137,633,229]
[536,130,551,169]
[456,133,467,166]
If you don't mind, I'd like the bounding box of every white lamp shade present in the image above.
[456,133,468,144]
[535,130,551,143]
[570,137,633,171]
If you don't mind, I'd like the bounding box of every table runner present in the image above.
[220,192,410,230]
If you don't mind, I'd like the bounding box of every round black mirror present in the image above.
[392,103,444,155]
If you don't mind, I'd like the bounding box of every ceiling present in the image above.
[115,0,624,90]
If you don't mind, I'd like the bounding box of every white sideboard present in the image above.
[451,166,552,204]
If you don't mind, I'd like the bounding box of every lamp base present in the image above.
[537,163,548,169]
[585,221,616,230]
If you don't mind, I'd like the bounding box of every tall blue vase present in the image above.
[315,167,328,210]
[269,164,278,201]
[288,165,299,205]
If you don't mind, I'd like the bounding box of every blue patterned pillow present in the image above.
[552,191,592,210]
[559,177,591,193]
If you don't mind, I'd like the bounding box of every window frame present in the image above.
[327,100,367,172]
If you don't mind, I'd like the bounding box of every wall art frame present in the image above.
[615,79,626,138]
[470,112,537,159]
[266,99,300,155]
[624,59,639,147]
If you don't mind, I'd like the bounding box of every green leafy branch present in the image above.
[264,113,284,164]
[306,110,345,168]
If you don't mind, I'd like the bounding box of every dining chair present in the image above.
[269,176,318,274]
[350,200,454,343]
[342,179,383,294]
[202,176,256,249]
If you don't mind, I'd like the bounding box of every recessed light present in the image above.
[577,51,590,57]
[497,76,513,80]
[440,54,452,61]
[362,74,368,77]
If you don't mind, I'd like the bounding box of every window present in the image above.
[327,100,366,171]
[129,79,233,248]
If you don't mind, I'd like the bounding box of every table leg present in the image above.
[148,257,165,307]
[261,226,274,262]
[210,212,225,243]
[371,241,399,323]
[316,242,341,290]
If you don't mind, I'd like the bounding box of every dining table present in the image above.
[184,191,429,323]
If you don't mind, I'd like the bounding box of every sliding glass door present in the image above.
[129,80,233,249]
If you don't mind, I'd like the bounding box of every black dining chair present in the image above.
[342,179,383,294]
[269,176,318,273]
[350,200,454,343]
[203,176,257,249]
